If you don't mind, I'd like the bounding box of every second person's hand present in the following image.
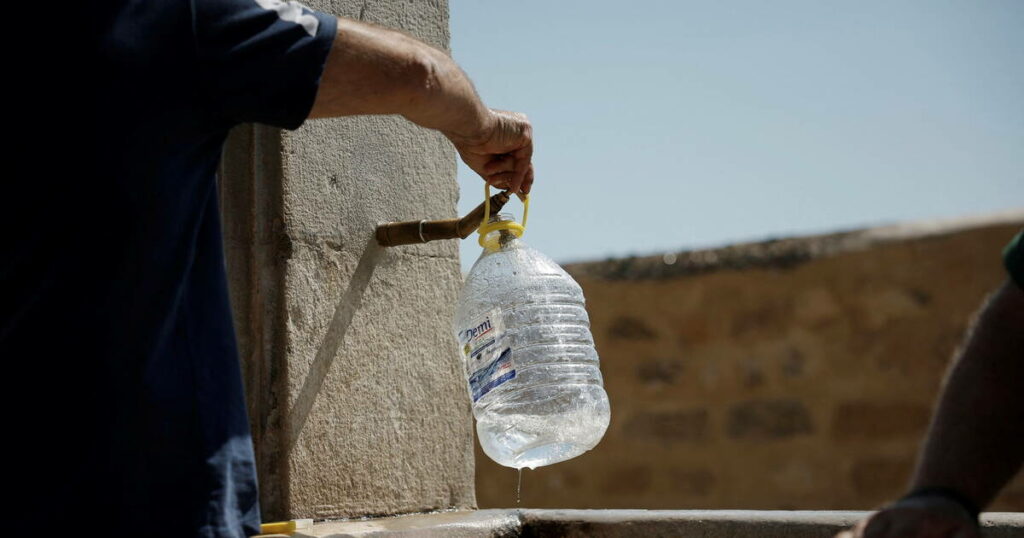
[835,496,980,538]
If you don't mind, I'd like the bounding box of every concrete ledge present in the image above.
[295,509,1024,537]
[296,510,518,537]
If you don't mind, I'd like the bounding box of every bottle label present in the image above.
[458,308,516,402]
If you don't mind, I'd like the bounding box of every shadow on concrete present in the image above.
[287,236,383,450]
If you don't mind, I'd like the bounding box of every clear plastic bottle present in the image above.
[454,212,610,469]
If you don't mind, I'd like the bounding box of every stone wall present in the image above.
[219,0,475,521]
[475,213,1024,511]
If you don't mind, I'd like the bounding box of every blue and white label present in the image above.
[459,308,515,401]
[468,347,515,402]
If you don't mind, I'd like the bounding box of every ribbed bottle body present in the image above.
[455,233,610,469]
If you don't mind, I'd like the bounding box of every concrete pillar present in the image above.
[219,0,474,521]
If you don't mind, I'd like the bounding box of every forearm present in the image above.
[910,280,1024,508]
[309,17,491,140]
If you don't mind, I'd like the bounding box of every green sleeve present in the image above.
[1005,230,1024,290]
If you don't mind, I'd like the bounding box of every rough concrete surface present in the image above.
[299,510,520,538]
[293,510,1024,538]
[220,0,474,521]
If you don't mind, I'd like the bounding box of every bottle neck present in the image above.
[479,213,523,251]
[484,229,521,251]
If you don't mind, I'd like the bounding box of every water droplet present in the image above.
[516,467,523,504]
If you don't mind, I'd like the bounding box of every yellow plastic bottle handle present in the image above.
[477,183,529,248]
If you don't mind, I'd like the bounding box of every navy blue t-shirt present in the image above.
[3,1,335,536]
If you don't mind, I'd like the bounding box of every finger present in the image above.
[520,164,534,196]
[508,145,533,194]
[503,117,533,193]
[457,152,491,180]
[840,518,873,538]
[860,513,892,538]
[487,171,515,190]
[834,531,855,538]
[875,513,948,538]
[483,154,516,175]
[507,163,525,195]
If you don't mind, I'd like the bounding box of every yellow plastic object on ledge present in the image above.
[253,519,313,536]
[258,520,295,535]
[477,183,529,249]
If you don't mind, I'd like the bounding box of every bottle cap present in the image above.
[477,183,529,248]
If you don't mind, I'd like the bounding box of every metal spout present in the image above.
[375,189,514,247]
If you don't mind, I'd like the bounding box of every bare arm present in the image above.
[839,280,1024,538]
[911,280,1024,504]
[308,17,533,194]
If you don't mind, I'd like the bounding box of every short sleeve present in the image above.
[1004,230,1024,290]
[191,0,337,130]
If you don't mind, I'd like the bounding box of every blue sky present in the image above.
[450,0,1023,270]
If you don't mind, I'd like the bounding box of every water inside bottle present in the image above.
[456,215,610,469]
[476,384,610,469]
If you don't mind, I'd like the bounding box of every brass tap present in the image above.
[375,189,514,247]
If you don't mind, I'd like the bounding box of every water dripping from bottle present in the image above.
[516,467,523,504]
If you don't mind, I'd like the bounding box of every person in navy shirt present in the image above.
[3,1,533,536]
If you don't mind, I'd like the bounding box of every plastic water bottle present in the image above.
[454,203,610,469]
